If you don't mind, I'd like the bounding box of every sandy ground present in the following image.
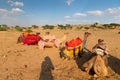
[0,28,120,80]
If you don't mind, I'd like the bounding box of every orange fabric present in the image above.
[65,37,82,48]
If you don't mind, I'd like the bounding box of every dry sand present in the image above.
[0,28,120,80]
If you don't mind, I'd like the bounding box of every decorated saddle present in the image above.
[24,34,41,45]
[63,37,83,59]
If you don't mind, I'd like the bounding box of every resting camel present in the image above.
[60,32,109,77]
[38,32,69,49]
[83,38,109,77]
[59,32,91,59]
[57,32,69,47]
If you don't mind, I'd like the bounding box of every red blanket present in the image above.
[65,37,82,48]
[24,34,41,45]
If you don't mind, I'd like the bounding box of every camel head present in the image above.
[84,32,91,38]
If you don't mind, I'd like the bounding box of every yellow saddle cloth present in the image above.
[63,45,82,59]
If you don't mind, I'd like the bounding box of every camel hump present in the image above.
[93,55,108,76]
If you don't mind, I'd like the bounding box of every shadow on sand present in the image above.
[75,51,92,70]
[39,56,54,80]
[108,55,120,75]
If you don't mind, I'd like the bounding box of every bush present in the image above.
[32,25,39,29]
[75,26,83,30]
[42,25,54,29]
[65,24,73,29]
[97,26,105,29]
[84,27,90,30]
[0,27,7,31]
[57,24,66,30]
[25,29,33,32]
[57,24,73,30]
[102,24,112,29]
[110,23,120,26]
[90,24,97,28]
[15,26,23,32]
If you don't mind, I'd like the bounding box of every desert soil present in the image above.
[0,28,120,80]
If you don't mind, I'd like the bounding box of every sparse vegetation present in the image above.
[90,24,97,28]
[57,24,66,30]
[25,29,33,32]
[32,25,39,29]
[0,23,120,32]
[42,25,55,29]
[57,24,72,30]
[84,27,90,30]
[75,26,83,30]
[0,25,8,31]
[15,25,23,32]
[0,26,7,31]
[102,24,112,29]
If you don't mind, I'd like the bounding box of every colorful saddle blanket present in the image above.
[65,37,82,49]
[63,45,82,58]
[24,34,41,45]
[63,37,83,58]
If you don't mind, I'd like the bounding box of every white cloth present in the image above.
[95,48,104,56]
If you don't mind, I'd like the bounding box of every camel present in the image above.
[59,32,91,59]
[82,37,109,77]
[57,32,69,48]
[83,54,108,77]
[38,32,69,49]
[59,32,108,77]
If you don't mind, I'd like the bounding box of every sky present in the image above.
[0,0,120,26]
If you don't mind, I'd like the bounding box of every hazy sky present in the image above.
[0,0,120,26]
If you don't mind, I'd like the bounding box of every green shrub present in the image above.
[102,24,112,29]
[84,27,90,30]
[65,24,73,29]
[42,25,54,29]
[57,24,73,30]
[15,26,23,32]
[57,24,66,30]
[75,26,83,30]
[0,27,7,31]
[32,25,38,29]
[25,29,33,32]
[110,23,120,26]
[97,26,105,29]
[90,24,97,28]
